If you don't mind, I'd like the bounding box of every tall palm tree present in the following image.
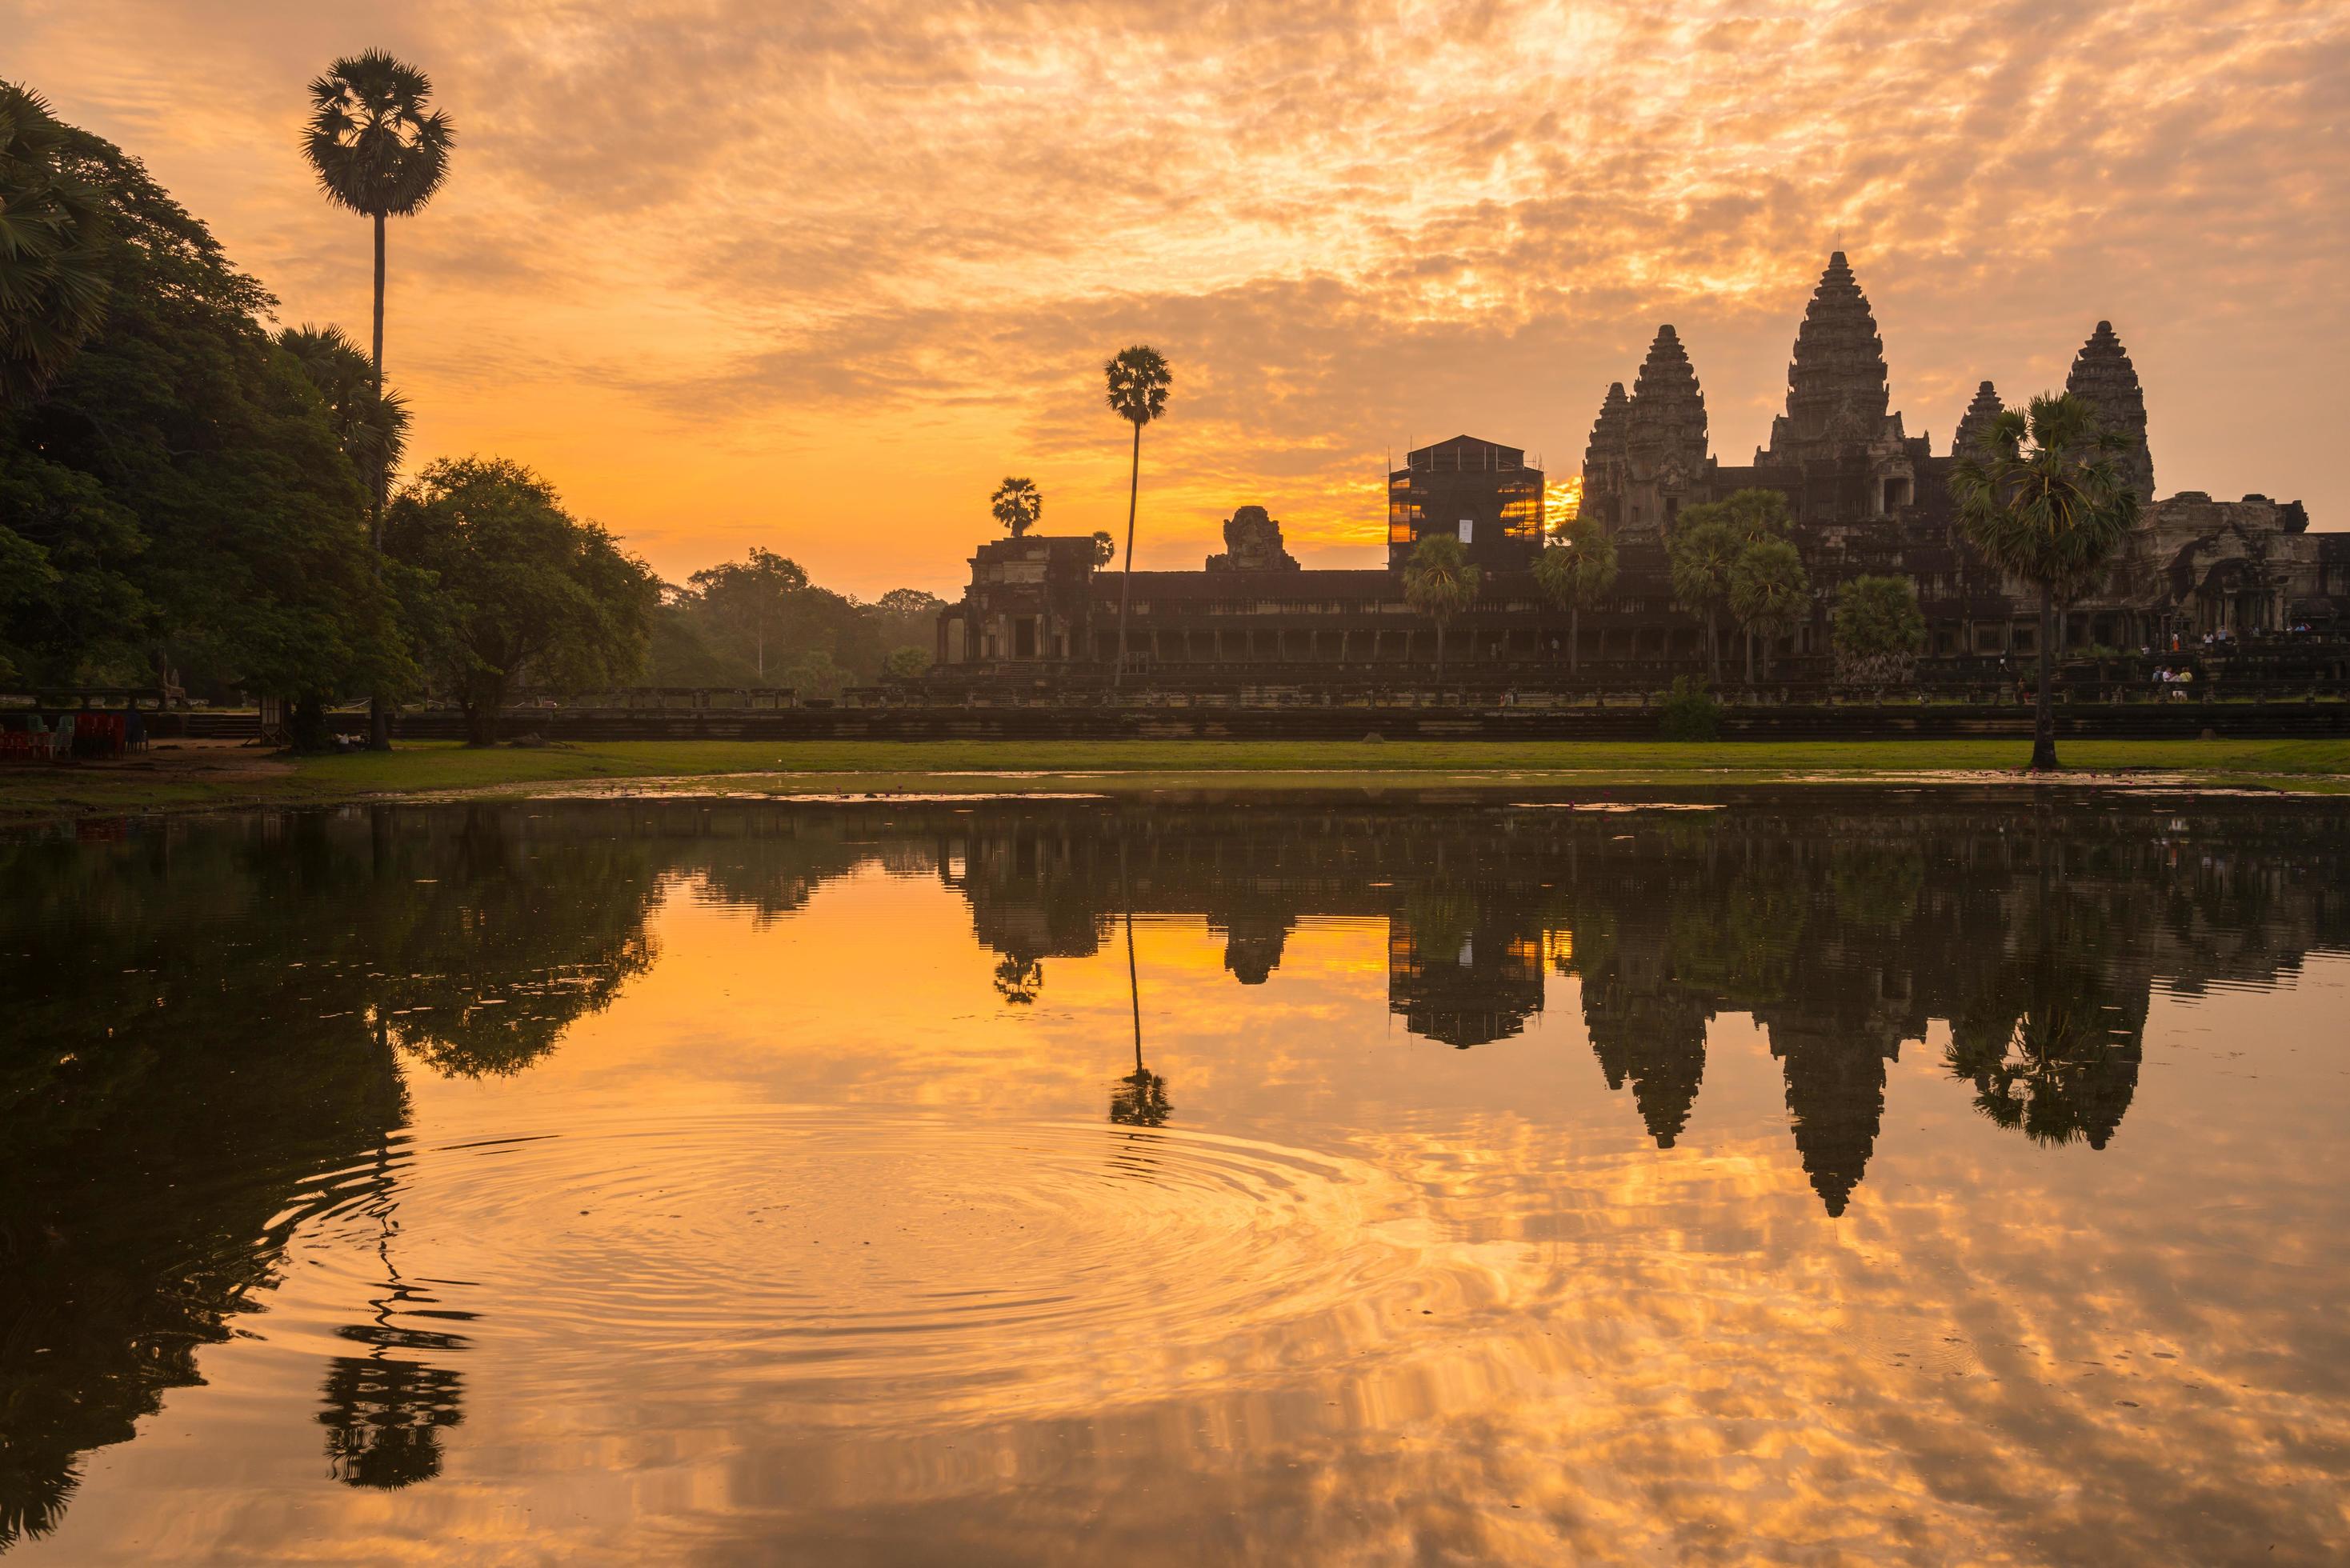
[990,475,1042,537]
[1532,517,1617,676]
[304,50,453,750]
[1103,345,1171,686]
[1949,392,2140,770]
[1402,533,1479,682]
[0,80,110,407]
[1727,537,1809,683]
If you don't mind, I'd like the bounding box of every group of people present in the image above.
[2152,666,2199,701]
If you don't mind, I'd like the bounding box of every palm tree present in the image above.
[1666,516,1739,682]
[1949,392,2140,770]
[990,476,1042,538]
[305,50,454,752]
[1090,530,1116,569]
[1402,533,1480,682]
[1103,345,1171,686]
[303,50,454,522]
[280,324,410,486]
[1727,538,1809,683]
[0,81,110,406]
[1532,518,1618,676]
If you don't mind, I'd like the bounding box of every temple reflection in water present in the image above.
[2,795,2346,1554]
[939,798,2345,1212]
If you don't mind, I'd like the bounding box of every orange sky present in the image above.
[13,0,2345,599]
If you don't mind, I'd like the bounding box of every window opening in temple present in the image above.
[1881,476,1912,513]
[1458,519,1474,543]
[1015,618,1037,658]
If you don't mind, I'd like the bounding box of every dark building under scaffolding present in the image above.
[1386,435,1547,571]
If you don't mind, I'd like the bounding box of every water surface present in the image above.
[3,794,2347,1564]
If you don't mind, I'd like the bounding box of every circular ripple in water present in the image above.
[271,1109,1449,1419]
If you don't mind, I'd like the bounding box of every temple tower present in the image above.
[1623,326,1708,535]
[1766,250,1892,462]
[1952,380,2004,457]
[1578,382,1631,528]
[2065,321,2156,502]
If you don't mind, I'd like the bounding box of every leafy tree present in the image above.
[1949,393,2140,770]
[1402,533,1479,679]
[883,644,929,680]
[1831,574,1927,686]
[0,82,110,406]
[989,475,1041,537]
[1727,537,1809,682]
[1666,515,1739,682]
[0,120,402,720]
[1682,486,1795,546]
[1531,516,1617,674]
[1091,529,1116,568]
[783,646,851,701]
[687,547,807,679]
[385,457,656,744]
[1103,344,1170,686]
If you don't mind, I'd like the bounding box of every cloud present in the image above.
[10,0,2343,594]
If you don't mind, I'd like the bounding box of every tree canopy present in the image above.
[385,457,658,742]
[0,119,401,702]
[1832,574,1927,684]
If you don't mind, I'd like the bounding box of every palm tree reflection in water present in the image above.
[1111,855,1171,1129]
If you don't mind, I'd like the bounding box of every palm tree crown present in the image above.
[1103,345,1171,426]
[303,51,455,221]
[990,476,1042,537]
[280,323,410,482]
[0,81,110,406]
[1948,393,2140,599]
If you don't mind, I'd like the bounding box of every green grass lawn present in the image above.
[6,737,2349,823]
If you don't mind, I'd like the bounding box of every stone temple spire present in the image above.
[1625,326,1708,481]
[1579,381,1631,524]
[2065,320,2156,502]
[1952,380,2004,457]
[1769,250,1891,460]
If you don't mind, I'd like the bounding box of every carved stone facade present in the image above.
[1205,505,1299,573]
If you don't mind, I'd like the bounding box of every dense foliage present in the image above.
[1831,574,1928,685]
[644,554,942,697]
[0,121,402,708]
[385,458,659,742]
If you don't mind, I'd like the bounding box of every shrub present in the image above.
[1656,675,1722,741]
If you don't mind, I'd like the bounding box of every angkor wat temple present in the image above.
[935,253,2347,683]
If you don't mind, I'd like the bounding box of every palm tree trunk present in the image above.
[2032,582,2059,770]
[1743,628,1755,686]
[1569,605,1579,676]
[1707,613,1721,684]
[1123,841,1143,1074]
[367,210,393,753]
[1113,421,1139,689]
[1434,618,1446,682]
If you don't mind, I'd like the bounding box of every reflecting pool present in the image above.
[3,794,2348,1563]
